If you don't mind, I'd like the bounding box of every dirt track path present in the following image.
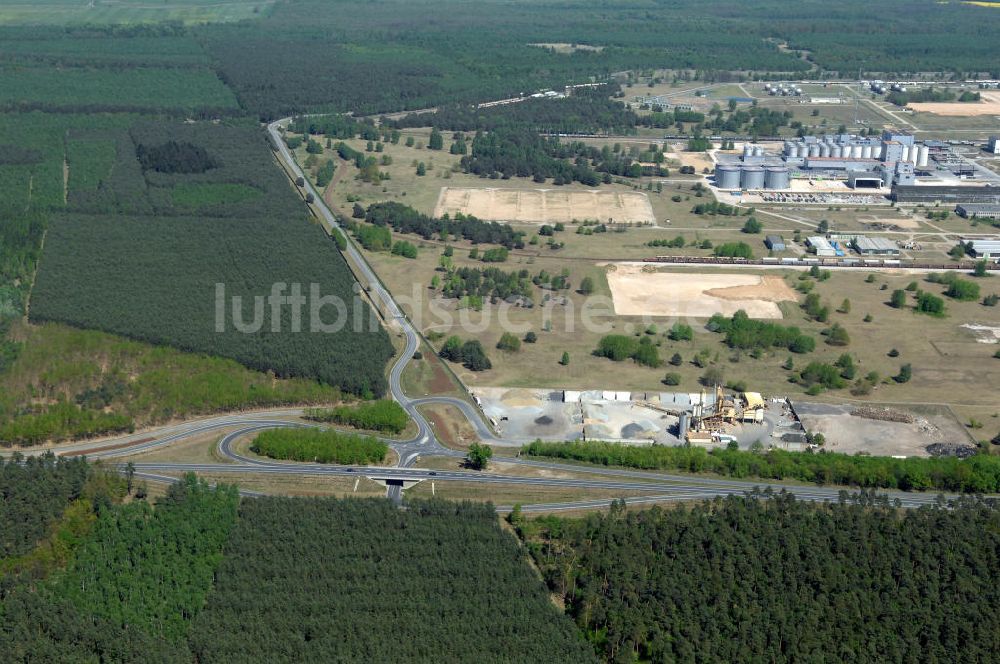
[321,157,353,217]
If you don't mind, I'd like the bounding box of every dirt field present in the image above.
[433,187,655,224]
[793,402,973,457]
[909,92,1000,116]
[604,264,797,318]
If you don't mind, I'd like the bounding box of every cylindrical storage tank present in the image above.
[784,141,794,157]
[870,143,882,160]
[901,145,910,163]
[753,146,764,157]
[861,145,873,159]
[819,143,830,157]
[793,143,804,158]
[715,164,742,189]
[851,144,863,159]
[740,166,765,190]
[764,166,791,190]
[917,145,929,167]
[831,145,843,158]
[743,144,754,158]
[808,144,820,158]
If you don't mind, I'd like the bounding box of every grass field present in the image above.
[0,0,273,25]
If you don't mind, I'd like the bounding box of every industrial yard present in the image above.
[473,386,975,459]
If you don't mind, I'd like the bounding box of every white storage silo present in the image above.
[870,143,883,160]
[861,145,873,159]
[753,145,764,157]
[820,143,830,157]
[900,145,910,163]
[743,144,754,158]
[808,144,820,157]
[832,145,843,158]
[851,144,863,159]
[917,145,929,168]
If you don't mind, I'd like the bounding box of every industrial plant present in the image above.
[712,128,1000,205]
[713,130,935,191]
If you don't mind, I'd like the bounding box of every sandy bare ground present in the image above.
[604,264,796,318]
[433,187,655,224]
[909,92,1000,116]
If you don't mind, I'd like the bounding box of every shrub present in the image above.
[662,372,681,386]
[713,242,754,259]
[945,278,980,301]
[304,400,409,434]
[496,332,521,352]
[668,323,694,341]
[460,340,492,371]
[916,292,946,316]
[742,217,762,234]
[799,362,846,390]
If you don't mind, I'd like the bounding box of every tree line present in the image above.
[521,440,1000,493]
[251,428,389,465]
[363,201,525,248]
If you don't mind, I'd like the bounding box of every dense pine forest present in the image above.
[189,497,598,663]
[27,120,394,401]
[6,458,1000,663]
[3,459,597,663]
[518,493,1000,663]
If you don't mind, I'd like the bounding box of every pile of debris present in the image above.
[926,442,978,459]
[850,406,914,424]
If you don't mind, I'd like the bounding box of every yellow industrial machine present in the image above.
[685,386,765,444]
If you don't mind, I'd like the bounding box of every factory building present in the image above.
[956,204,1000,220]
[765,235,786,251]
[848,170,885,189]
[807,236,842,257]
[852,236,900,256]
[891,185,1000,204]
[968,240,1000,261]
